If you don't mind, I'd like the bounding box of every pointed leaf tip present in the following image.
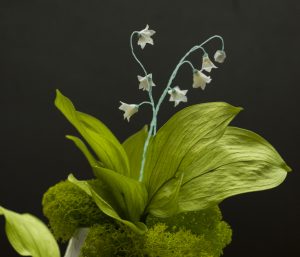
[237,106,244,112]
[55,89,62,99]
[283,163,292,172]
[231,105,243,114]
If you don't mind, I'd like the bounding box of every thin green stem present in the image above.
[138,101,152,107]
[130,31,157,181]
[130,31,156,118]
[180,60,196,71]
[139,121,154,181]
[200,35,224,50]
[130,32,147,74]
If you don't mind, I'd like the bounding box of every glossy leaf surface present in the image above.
[143,102,242,199]
[178,127,291,212]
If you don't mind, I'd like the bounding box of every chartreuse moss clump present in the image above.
[79,223,145,257]
[79,206,231,257]
[147,206,232,257]
[144,224,211,257]
[42,180,107,242]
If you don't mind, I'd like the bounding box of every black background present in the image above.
[0,0,299,256]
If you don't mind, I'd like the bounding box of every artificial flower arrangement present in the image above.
[0,25,291,257]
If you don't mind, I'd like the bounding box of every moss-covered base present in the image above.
[42,180,232,257]
[80,207,231,257]
[42,180,108,242]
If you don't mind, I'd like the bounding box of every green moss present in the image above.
[147,206,232,257]
[42,180,107,242]
[80,223,144,257]
[80,206,232,257]
[144,223,212,257]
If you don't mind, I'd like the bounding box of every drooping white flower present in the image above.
[214,50,226,63]
[119,102,139,122]
[202,54,217,72]
[137,24,156,49]
[137,74,156,91]
[192,69,212,90]
[168,86,188,107]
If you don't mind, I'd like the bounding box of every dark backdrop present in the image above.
[0,0,299,256]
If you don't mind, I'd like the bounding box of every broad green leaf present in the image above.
[92,166,148,222]
[123,125,148,179]
[146,173,184,218]
[68,174,147,234]
[143,102,242,199]
[55,90,129,176]
[0,206,60,257]
[178,127,291,212]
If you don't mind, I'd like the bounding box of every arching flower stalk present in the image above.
[119,25,226,181]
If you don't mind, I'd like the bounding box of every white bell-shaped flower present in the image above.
[202,54,217,72]
[214,50,226,63]
[137,24,156,49]
[119,102,139,122]
[193,69,212,90]
[137,74,156,91]
[168,86,188,107]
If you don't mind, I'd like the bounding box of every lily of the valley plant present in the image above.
[0,25,291,257]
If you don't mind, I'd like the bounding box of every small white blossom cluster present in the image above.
[119,25,226,121]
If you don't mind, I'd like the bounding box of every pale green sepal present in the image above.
[92,165,148,222]
[122,125,148,180]
[143,102,242,199]
[0,206,60,257]
[55,90,129,175]
[147,173,184,218]
[178,126,290,212]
